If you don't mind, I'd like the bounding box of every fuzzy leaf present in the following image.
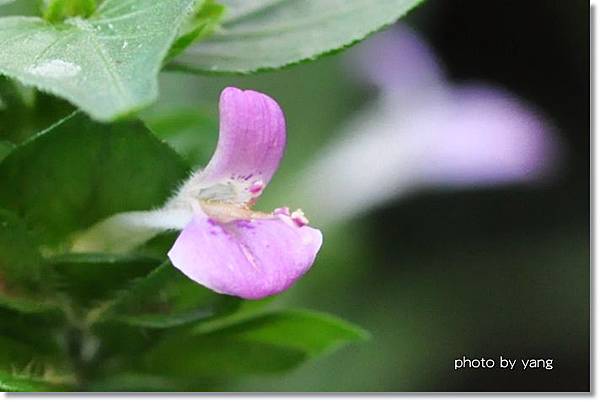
[0,0,198,121]
[171,0,424,74]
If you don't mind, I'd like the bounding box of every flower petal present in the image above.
[417,85,560,186]
[292,85,559,225]
[167,212,322,299]
[291,24,561,227]
[181,87,286,204]
[349,24,444,96]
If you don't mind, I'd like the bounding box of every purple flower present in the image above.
[73,87,322,300]
[350,24,560,187]
[167,88,322,299]
[293,24,561,224]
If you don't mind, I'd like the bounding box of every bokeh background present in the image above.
[145,0,590,391]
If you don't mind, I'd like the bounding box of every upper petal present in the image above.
[189,87,286,204]
[167,212,322,299]
[349,24,444,97]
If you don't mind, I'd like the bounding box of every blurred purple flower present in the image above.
[295,24,561,224]
[351,24,444,96]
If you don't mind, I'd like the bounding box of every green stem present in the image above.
[61,300,99,390]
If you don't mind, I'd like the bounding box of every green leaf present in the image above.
[143,107,218,166]
[87,372,219,392]
[0,0,198,121]
[196,309,370,355]
[170,0,424,74]
[48,252,161,308]
[0,307,71,389]
[0,369,73,392]
[0,1,38,17]
[0,209,59,313]
[0,140,13,161]
[0,208,44,284]
[0,305,64,349]
[142,309,369,377]
[96,261,240,329]
[168,0,226,61]
[0,332,67,377]
[0,78,74,145]
[0,335,42,370]
[0,112,189,245]
[0,294,57,314]
[43,0,97,22]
